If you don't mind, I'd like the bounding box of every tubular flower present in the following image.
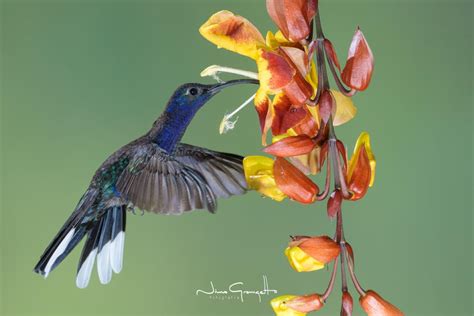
[271,133,323,175]
[271,294,324,316]
[274,158,319,203]
[264,135,316,157]
[341,291,354,316]
[346,132,376,200]
[266,0,318,42]
[359,290,404,316]
[200,10,319,142]
[285,236,340,272]
[200,3,398,315]
[341,28,374,91]
[243,156,287,201]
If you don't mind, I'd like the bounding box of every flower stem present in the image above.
[316,157,331,200]
[344,244,366,296]
[321,259,338,301]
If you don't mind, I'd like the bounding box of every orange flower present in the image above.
[341,291,353,316]
[266,0,318,42]
[200,10,318,143]
[271,294,324,315]
[264,135,316,157]
[359,290,404,316]
[199,10,265,59]
[341,28,374,91]
[285,235,340,272]
[243,156,287,201]
[274,157,319,203]
[346,132,376,200]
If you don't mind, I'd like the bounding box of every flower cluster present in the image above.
[199,0,403,315]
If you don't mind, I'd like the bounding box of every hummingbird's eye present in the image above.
[188,87,199,96]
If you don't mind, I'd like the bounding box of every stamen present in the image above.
[219,93,256,134]
[201,65,258,82]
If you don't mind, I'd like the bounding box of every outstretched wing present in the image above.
[174,143,247,199]
[116,144,217,215]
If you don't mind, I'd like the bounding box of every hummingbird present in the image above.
[33,79,258,288]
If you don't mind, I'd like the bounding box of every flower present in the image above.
[266,0,318,42]
[285,236,340,272]
[200,11,317,143]
[243,156,287,201]
[359,290,404,316]
[271,294,324,315]
[199,10,265,60]
[274,157,319,203]
[264,135,316,157]
[346,132,376,200]
[341,291,353,316]
[341,27,374,91]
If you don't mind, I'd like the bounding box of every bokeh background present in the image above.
[1,0,472,315]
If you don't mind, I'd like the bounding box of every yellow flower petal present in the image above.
[348,132,376,187]
[271,295,307,316]
[243,156,287,201]
[306,61,318,98]
[199,10,265,60]
[266,30,296,49]
[285,246,325,272]
[331,90,357,126]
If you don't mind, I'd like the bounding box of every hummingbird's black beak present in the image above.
[209,79,259,95]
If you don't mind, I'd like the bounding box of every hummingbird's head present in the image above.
[165,79,259,115]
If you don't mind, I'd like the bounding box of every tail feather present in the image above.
[75,205,127,288]
[76,220,101,288]
[110,207,126,273]
[97,211,114,284]
[33,189,98,277]
[34,192,127,288]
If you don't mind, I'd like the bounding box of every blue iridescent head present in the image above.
[153,79,259,153]
[165,79,259,116]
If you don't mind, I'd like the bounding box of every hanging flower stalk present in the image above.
[199,0,403,315]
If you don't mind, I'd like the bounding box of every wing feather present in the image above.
[174,143,247,199]
[116,144,216,215]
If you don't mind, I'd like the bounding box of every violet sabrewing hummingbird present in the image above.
[33,79,258,288]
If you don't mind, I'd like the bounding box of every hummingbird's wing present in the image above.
[116,143,217,215]
[174,143,247,199]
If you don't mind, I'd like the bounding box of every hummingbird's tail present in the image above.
[33,189,127,288]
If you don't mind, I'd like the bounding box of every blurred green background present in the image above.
[1,0,472,315]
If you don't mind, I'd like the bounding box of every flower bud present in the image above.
[285,236,340,272]
[346,132,375,200]
[341,27,374,91]
[271,293,324,315]
[359,290,404,316]
[341,291,353,316]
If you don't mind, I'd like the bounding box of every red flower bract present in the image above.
[286,293,324,313]
[264,135,316,157]
[291,235,340,263]
[266,0,318,42]
[274,157,319,203]
[341,291,354,316]
[359,290,404,316]
[341,27,374,91]
[347,146,371,200]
